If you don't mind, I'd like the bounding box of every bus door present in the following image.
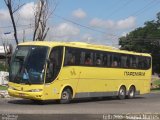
[44,46,63,99]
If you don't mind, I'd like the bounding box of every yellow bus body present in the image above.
[8,41,152,101]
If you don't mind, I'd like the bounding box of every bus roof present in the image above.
[18,41,151,57]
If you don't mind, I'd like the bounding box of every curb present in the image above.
[150,90,160,93]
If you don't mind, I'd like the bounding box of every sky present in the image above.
[0,0,160,47]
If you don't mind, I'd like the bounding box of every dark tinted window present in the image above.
[64,47,151,70]
[121,55,128,68]
[103,53,112,67]
[94,52,103,66]
[64,47,81,66]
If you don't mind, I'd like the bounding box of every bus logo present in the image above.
[124,71,145,76]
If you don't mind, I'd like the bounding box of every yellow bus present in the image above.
[8,41,152,104]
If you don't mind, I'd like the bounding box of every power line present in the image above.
[1,16,114,37]
[106,0,133,18]
[130,0,159,17]
[0,25,34,36]
[0,24,33,29]
[54,14,107,34]
[52,14,160,40]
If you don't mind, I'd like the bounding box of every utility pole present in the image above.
[23,30,25,42]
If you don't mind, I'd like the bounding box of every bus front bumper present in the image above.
[8,88,44,100]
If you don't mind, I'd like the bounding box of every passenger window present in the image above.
[84,52,93,65]
[138,56,147,69]
[131,56,138,68]
[145,57,151,69]
[112,54,120,67]
[103,53,111,67]
[80,51,85,65]
[121,55,128,68]
[65,49,75,65]
[64,47,80,66]
[126,56,132,68]
[94,52,103,66]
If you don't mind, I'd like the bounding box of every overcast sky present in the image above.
[0,0,160,47]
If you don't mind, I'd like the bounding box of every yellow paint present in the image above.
[8,41,152,100]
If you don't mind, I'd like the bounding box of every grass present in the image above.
[0,85,8,90]
[152,79,160,86]
[151,88,160,92]
[151,78,160,92]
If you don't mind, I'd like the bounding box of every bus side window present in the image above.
[84,54,93,65]
[65,49,75,65]
[103,53,111,67]
[131,56,138,69]
[80,50,93,66]
[64,47,81,66]
[146,57,151,69]
[121,55,128,68]
[126,56,131,68]
[94,52,103,66]
[112,54,120,67]
[138,56,147,69]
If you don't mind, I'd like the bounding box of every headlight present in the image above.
[8,86,16,90]
[28,89,43,92]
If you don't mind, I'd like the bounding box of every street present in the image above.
[0,92,160,114]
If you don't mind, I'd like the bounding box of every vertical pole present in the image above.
[23,30,25,42]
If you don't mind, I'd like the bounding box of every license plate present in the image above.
[19,93,25,96]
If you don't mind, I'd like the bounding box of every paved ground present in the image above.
[0,92,160,114]
[0,92,160,119]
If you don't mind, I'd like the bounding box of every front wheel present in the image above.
[118,86,126,100]
[60,88,72,104]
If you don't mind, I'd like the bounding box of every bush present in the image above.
[0,63,8,71]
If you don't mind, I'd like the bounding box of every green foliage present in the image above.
[153,79,160,86]
[119,12,160,73]
[0,63,6,71]
[0,85,8,90]
[151,79,160,91]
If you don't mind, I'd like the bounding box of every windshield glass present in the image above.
[9,46,49,84]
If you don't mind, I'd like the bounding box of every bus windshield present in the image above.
[9,46,48,84]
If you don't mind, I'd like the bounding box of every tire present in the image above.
[60,88,72,104]
[118,86,126,100]
[127,86,135,99]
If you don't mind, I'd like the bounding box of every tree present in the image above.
[119,12,160,73]
[4,0,57,43]
[4,0,25,45]
[3,43,13,69]
[3,0,25,68]
[33,0,56,41]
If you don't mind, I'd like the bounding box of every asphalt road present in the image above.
[0,92,160,120]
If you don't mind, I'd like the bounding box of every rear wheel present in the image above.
[60,88,72,104]
[118,86,126,100]
[128,86,135,99]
